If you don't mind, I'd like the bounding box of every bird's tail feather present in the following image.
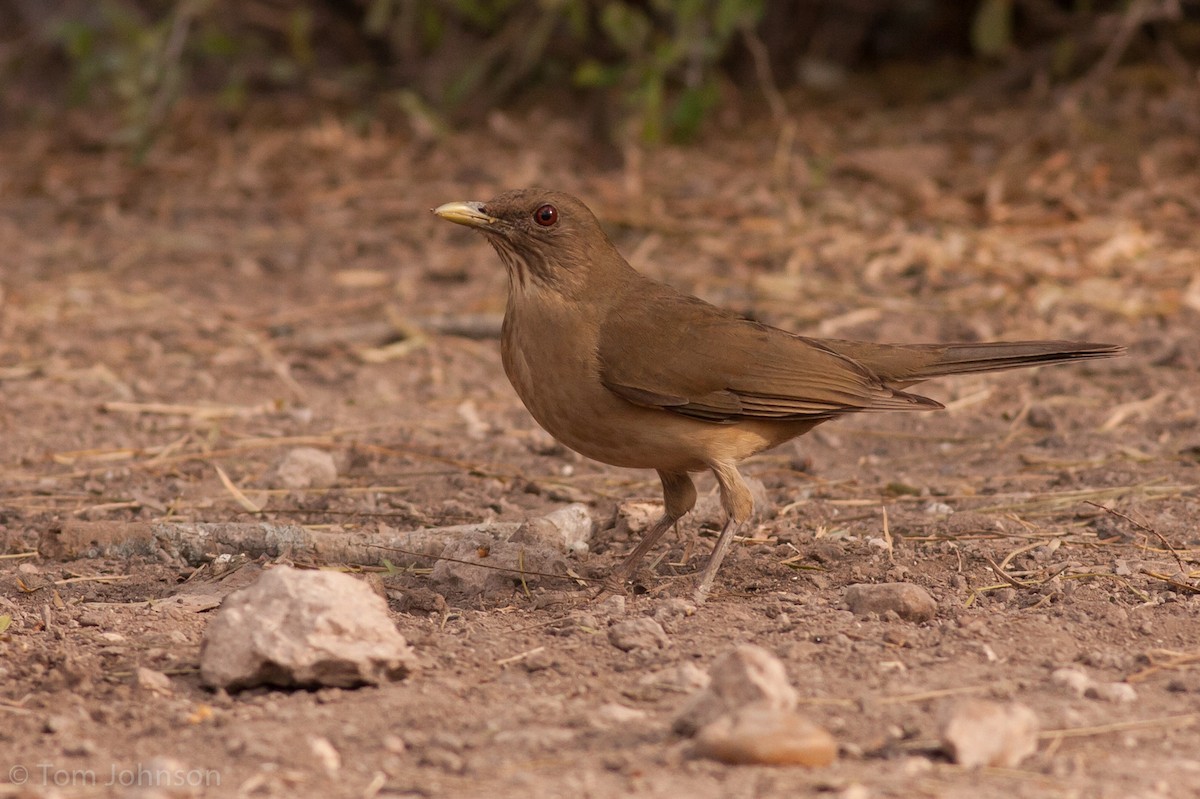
[819,339,1125,384]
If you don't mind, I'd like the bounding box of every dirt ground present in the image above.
[2,76,1199,799]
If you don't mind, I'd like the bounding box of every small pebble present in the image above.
[274,447,338,489]
[594,594,626,617]
[1086,681,1138,703]
[309,736,341,774]
[639,662,710,693]
[1026,404,1057,430]
[1051,667,1092,697]
[607,617,669,652]
[652,598,696,631]
[134,667,172,696]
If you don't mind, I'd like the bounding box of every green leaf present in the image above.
[574,59,623,88]
[971,0,1013,58]
[669,81,719,141]
[600,3,651,52]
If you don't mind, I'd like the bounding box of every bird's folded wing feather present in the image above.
[597,292,939,423]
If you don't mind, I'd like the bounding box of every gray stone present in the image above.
[638,662,711,694]
[607,501,661,542]
[274,447,338,489]
[607,617,669,652]
[674,644,797,736]
[942,699,1039,768]
[200,566,417,690]
[508,503,593,552]
[134,666,172,695]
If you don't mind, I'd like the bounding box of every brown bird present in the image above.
[434,189,1123,601]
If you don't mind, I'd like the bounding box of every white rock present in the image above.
[607,617,669,652]
[1086,681,1138,703]
[639,662,711,694]
[941,699,1039,768]
[456,400,490,440]
[309,736,341,774]
[274,448,338,489]
[674,644,798,736]
[652,598,696,631]
[1051,667,1092,697]
[134,667,172,696]
[200,566,417,690]
[508,504,593,552]
[608,502,661,541]
[594,594,626,617]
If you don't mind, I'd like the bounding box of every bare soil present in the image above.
[2,79,1199,798]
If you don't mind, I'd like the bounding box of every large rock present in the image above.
[844,582,938,622]
[941,699,1039,768]
[674,644,798,736]
[200,566,417,690]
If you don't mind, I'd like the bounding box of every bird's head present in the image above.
[434,189,626,297]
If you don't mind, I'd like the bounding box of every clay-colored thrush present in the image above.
[434,189,1123,601]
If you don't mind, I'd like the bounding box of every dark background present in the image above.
[3,0,1197,153]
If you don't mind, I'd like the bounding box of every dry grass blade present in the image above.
[985,555,1033,589]
[496,646,546,667]
[972,481,1188,515]
[214,465,264,513]
[877,684,1004,705]
[102,401,280,420]
[1098,391,1168,432]
[1086,500,1186,572]
[1062,572,1151,602]
[1140,570,1200,594]
[1040,713,1199,740]
[1126,650,1200,683]
[54,574,133,586]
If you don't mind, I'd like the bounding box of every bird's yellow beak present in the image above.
[433,201,498,229]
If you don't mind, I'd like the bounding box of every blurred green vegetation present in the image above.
[1,0,1195,152]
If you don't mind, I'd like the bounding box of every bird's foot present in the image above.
[592,572,629,601]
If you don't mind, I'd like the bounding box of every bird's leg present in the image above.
[598,470,696,595]
[693,461,753,603]
[676,519,696,567]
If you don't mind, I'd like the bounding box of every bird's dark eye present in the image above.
[533,204,558,227]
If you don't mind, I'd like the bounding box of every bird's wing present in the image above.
[597,288,939,423]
